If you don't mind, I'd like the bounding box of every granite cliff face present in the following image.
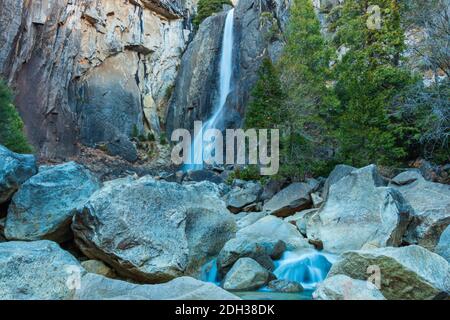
[167,0,291,134]
[0,0,192,161]
[0,0,293,161]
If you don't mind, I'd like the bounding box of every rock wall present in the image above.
[0,0,191,161]
[166,0,291,134]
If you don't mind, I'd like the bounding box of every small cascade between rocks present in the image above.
[201,249,336,299]
[183,8,235,171]
[272,250,336,290]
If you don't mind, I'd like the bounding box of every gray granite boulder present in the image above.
[390,171,450,251]
[223,258,270,291]
[5,162,100,242]
[0,240,85,300]
[307,165,411,254]
[0,145,37,204]
[73,177,236,283]
[313,275,385,300]
[328,246,450,300]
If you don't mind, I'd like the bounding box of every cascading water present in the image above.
[273,249,336,290]
[201,249,336,294]
[184,9,235,171]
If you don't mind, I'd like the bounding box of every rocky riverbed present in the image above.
[0,144,449,300]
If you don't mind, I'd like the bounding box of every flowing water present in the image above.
[184,9,235,171]
[272,249,336,291]
[201,249,336,300]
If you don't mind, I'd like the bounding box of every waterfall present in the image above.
[200,258,220,285]
[273,250,336,290]
[184,9,235,171]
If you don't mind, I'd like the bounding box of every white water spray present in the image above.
[185,9,235,171]
[273,250,336,290]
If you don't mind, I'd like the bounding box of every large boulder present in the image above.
[263,182,318,217]
[313,275,386,300]
[0,145,37,204]
[223,258,270,291]
[5,162,100,243]
[436,225,450,262]
[390,171,450,251]
[322,164,356,201]
[307,165,411,254]
[328,246,450,300]
[285,209,318,237]
[236,212,268,230]
[72,177,236,283]
[225,182,262,213]
[0,241,85,300]
[218,216,311,274]
[75,274,239,300]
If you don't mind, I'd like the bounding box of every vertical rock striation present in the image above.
[0,0,191,161]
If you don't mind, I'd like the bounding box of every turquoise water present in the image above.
[201,249,336,300]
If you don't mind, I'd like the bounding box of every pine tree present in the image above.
[0,80,32,154]
[244,57,285,130]
[277,0,339,177]
[332,0,413,167]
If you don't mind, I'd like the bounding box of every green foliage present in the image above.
[332,0,414,167]
[193,0,233,28]
[131,125,139,139]
[391,79,450,163]
[0,80,32,154]
[245,58,285,130]
[160,133,168,145]
[147,132,155,142]
[226,165,267,184]
[277,0,339,179]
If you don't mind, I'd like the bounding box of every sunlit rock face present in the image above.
[0,0,191,160]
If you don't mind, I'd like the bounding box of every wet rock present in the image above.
[268,279,303,293]
[218,216,311,274]
[166,12,228,134]
[5,162,100,243]
[223,258,270,291]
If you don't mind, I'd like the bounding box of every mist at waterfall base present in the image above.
[183,9,235,172]
[201,249,336,300]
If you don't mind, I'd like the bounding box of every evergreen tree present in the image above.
[277,0,339,177]
[193,0,233,28]
[244,57,285,130]
[332,0,413,167]
[0,80,32,154]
